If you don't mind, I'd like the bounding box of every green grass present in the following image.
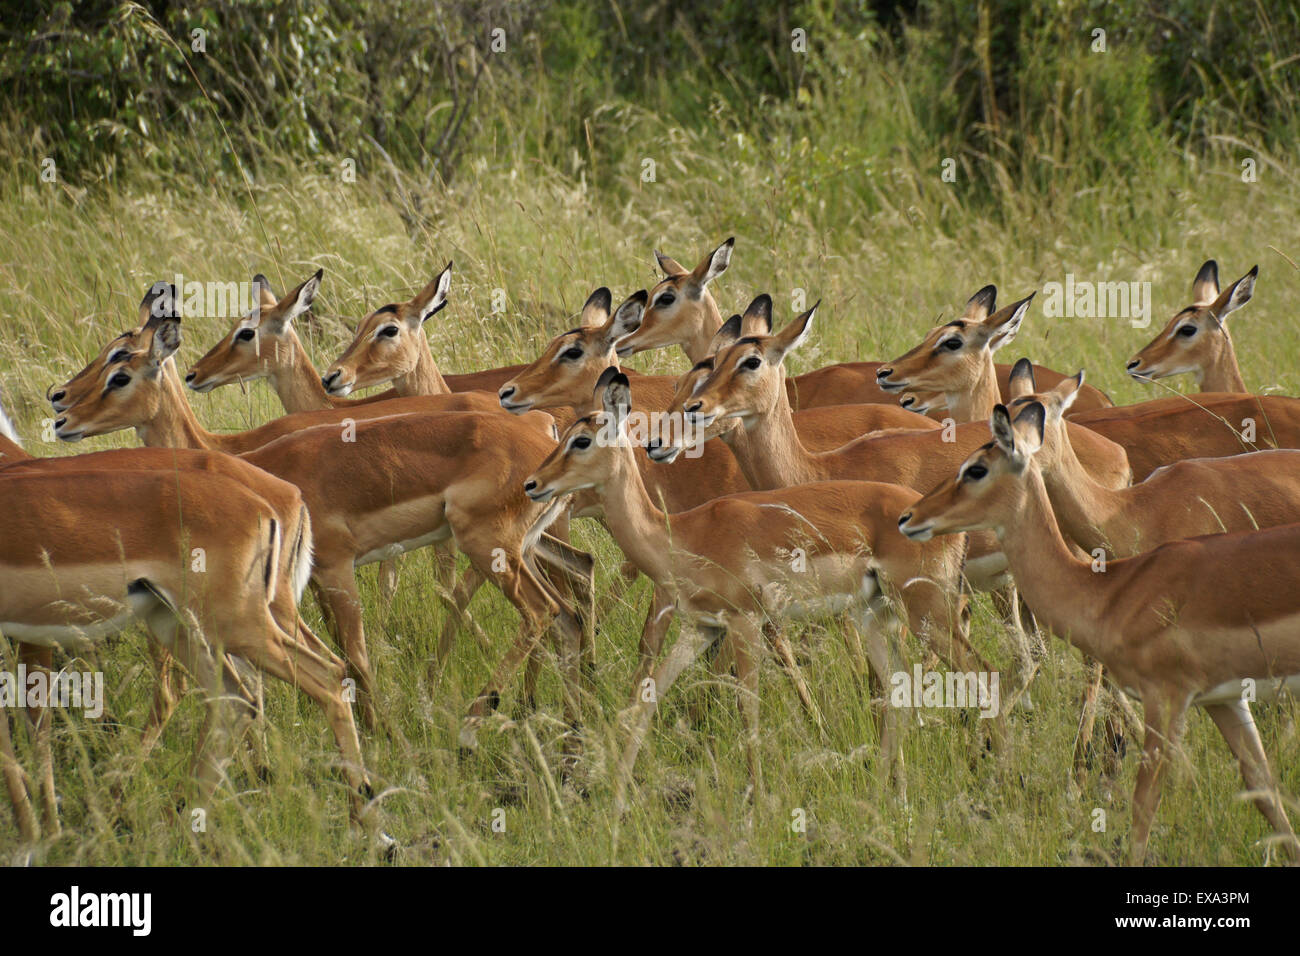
[0,121,1298,865]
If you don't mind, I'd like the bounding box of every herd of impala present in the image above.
[2,240,1298,864]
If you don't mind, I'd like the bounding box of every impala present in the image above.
[662,296,1132,706]
[525,371,974,803]
[612,239,1113,412]
[0,457,377,841]
[1127,261,1258,392]
[872,277,1300,480]
[499,288,940,687]
[899,402,1300,864]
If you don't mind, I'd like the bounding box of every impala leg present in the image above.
[991,583,1038,712]
[312,566,378,731]
[1072,656,1105,789]
[1129,695,1183,865]
[17,644,59,834]
[615,624,717,812]
[140,639,185,756]
[629,587,675,705]
[0,669,39,843]
[730,615,764,796]
[433,564,488,668]
[857,610,907,798]
[1204,699,1298,861]
[767,623,824,734]
[258,620,375,828]
[376,557,401,606]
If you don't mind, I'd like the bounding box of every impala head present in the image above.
[898,402,1046,541]
[321,262,452,396]
[1126,261,1257,387]
[646,307,773,462]
[498,289,646,413]
[524,368,633,502]
[55,288,181,442]
[1004,357,1085,472]
[615,237,734,358]
[876,286,1032,396]
[683,294,813,429]
[185,270,319,392]
[48,282,173,412]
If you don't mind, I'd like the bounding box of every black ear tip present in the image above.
[1012,357,1032,373]
[313,268,324,280]
[445,260,453,271]
[633,289,649,304]
[1248,264,1259,277]
[723,236,735,247]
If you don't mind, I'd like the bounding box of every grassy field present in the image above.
[1,102,1299,865]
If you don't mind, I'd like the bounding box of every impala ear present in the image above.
[655,249,688,277]
[711,314,744,352]
[1007,357,1036,399]
[1210,265,1257,324]
[1049,370,1084,418]
[739,294,774,337]
[1191,259,1220,306]
[990,404,1017,457]
[282,268,323,321]
[411,261,453,327]
[769,300,816,364]
[1011,401,1046,456]
[600,369,631,426]
[143,311,182,374]
[688,237,734,295]
[252,274,279,310]
[580,287,613,327]
[140,281,179,325]
[963,284,997,321]
[980,293,1034,351]
[603,291,648,348]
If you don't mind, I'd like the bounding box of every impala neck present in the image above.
[392,337,451,396]
[996,466,1114,662]
[679,295,726,364]
[594,444,675,585]
[266,329,336,412]
[948,355,1001,422]
[139,361,218,449]
[1198,334,1247,393]
[728,385,822,489]
[1038,427,1125,554]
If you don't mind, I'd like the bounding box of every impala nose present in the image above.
[898,512,912,529]
[876,367,894,381]
[523,479,537,493]
[499,386,516,401]
[900,395,915,408]
[54,417,66,430]
[1126,359,1141,371]
[322,370,341,390]
[49,388,65,404]
[185,370,197,383]
[685,400,702,415]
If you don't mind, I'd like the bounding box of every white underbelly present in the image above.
[355,527,452,566]
[1,611,134,651]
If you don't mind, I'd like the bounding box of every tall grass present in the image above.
[1,7,1299,864]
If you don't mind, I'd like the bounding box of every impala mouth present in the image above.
[186,377,220,393]
[500,399,534,414]
[523,480,555,503]
[897,514,934,540]
[324,381,354,397]
[55,427,85,443]
[645,440,681,464]
[685,410,716,428]
[615,343,638,357]
[877,379,906,393]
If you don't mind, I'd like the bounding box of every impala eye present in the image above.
[741,356,762,371]
[379,326,399,338]
[963,464,988,481]
[941,338,962,351]
[562,347,584,361]
[571,435,592,450]
[235,328,256,342]
[656,291,676,308]
[1177,324,1197,337]
[109,372,131,389]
